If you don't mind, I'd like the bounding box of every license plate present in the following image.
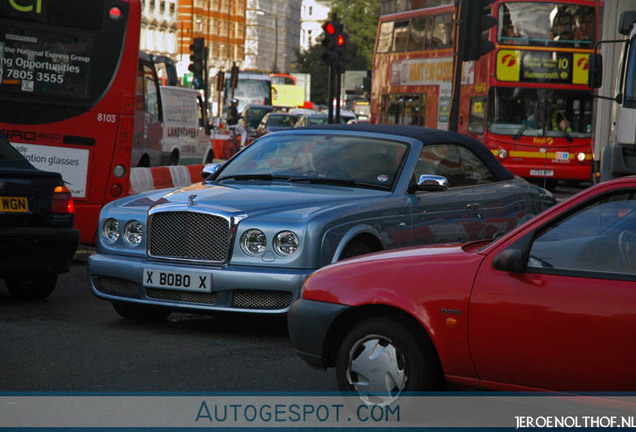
[0,196,28,213]
[143,269,211,292]
[530,169,554,177]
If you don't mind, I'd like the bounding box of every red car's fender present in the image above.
[302,244,487,381]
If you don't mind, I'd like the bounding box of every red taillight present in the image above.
[52,185,74,214]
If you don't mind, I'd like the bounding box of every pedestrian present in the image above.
[227,98,246,147]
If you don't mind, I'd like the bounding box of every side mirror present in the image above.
[492,249,526,273]
[201,163,222,180]
[588,54,603,89]
[414,174,449,192]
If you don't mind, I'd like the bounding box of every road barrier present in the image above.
[129,164,208,194]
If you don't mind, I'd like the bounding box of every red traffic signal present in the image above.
[323,22,336,35]
[321,17,346,70]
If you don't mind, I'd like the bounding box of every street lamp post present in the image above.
[273,15,279,73]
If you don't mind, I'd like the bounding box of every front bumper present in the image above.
[88,253,314,314]
[0,226,79,274]
[287,298,350,369]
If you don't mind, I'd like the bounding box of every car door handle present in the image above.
[466,202,481,209]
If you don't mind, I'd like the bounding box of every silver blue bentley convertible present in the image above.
[88,125,556,319]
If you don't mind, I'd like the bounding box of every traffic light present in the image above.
[459,0,496,61]
[189,37,205,89]
[321,18,347,72]
[216,70,225,90]
[334,23,347,73]
[230,62,239,92]
[321,20,338,66]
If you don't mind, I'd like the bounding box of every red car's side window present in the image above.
[528,191,636,275]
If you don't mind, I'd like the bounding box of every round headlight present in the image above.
[274,231,299,256]
[102,218,120,244]
[498,148,508,159]
[240,229,267,255]
[577,152,586,162]
[123,220,144,247]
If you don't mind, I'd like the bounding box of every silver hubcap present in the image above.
[346,335,406,404]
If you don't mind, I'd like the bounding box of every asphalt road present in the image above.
[0,260,337,393]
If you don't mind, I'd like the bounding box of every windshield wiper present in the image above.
[217,174,291,182]
[288,176,390,190]
[288,176,357,187]
[512,124,528,140]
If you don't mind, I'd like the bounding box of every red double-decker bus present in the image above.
[0,0,141,244]
[371,0,598,190]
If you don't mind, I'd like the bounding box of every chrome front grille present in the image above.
[148,211,231,263]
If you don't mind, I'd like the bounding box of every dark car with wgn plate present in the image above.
[0,132,79,300]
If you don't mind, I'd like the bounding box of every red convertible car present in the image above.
[288,177,636,403]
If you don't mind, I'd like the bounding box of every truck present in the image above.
[158,86,213,165]
[133,51,214,168]
[589,6,636,181]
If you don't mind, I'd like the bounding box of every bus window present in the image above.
[432,13,453,48]
[497,2,595,48]
[488,88,591,137]
[409,16,429,51]
[382,94,425,126]
[393,20,410,52]
[377,21,394,53]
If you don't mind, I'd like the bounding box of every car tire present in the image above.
[340,240,373,260]
[336,317,439,404]
[112,302,171,321]
[5,273,58,301]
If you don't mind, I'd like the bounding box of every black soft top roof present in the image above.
[293,124,515,181]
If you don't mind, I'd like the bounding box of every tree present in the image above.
[295,44,330,104]
[294,0,379,105]
[331,0,379,69]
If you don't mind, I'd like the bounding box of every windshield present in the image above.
[226,78,272,112]
[307,116,329,125]
[487,88,592,138]
[216,133,408,190]
[245,107,273,128]
[268,115,298,127]
[498,2,595,48]
[625,35,636,107]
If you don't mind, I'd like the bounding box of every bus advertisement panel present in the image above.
[0,0,142,244]
[371,0,598,189]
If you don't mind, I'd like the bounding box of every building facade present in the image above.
[140,0,179,56]
[175,0,247,74]
[244,0,302,73]
[300,0,331,51]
